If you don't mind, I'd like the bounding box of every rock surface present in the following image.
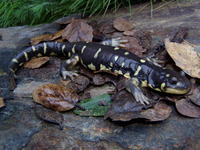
[1,0,200,150]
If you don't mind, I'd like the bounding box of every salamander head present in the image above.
[148,69,191,94]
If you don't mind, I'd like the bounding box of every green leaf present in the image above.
[73,94,111,117]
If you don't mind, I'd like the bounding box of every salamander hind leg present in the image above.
[60,55,79,80]
[126,78,150,105]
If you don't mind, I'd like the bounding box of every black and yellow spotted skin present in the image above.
[9,41,191,102]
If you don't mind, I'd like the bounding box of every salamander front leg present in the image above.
[60,55,79,80]
[126,79,150,105]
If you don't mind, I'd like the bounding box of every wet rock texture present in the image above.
[1,1,200,150]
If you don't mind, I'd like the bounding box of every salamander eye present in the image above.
[171,77,177,84]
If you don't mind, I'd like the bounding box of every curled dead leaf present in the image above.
[62,19,93,42]
[189,87,200,106]
[165,38,200,78]
[24,57,50,69]
[175,99,200,118]
[106,90,171,122]
[33,83,79,112]
[113,18,134,32]
[31,34,53,45]
[0,97,5,108]
[140,102,172,121]
[35,104,64,129]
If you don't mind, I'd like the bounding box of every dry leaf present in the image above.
[176,99,200,118]
[165,38,200,78]
[51,29,65,41]
[140,102,172,121]
[0,97,5,108]
[105,90,171,122]
[113,18,134,32]
[33,83,79,112]
[24,57,50,69]
[35,104,64,129]
[31,34,53,45]
[62,19,93,42]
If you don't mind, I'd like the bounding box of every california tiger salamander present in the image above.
[9,40,191,105]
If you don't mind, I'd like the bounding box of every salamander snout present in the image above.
[163,71,191,94]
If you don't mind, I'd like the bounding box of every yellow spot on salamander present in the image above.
[154,88,161,92]
[124,52,129,55]
[114,70,123,75]
[50,52,57,56]
[24,52,28,61]
[166,74,170,77]
[134,66,141,76]
[81,46,86,54]
[12,59,18,63]
[72,44,76,53]
[114,56,119,62]
[94,48,102,59]
[37,53,43,57]
[140,59,146,63]
[68,52,71,57]
[110,62,113,67]
[124,72,131,78]
[43,43,47,54]
[148,83,153,88]
[32,46,36,52]
[114,47,119,50]
[100,64,109,71]
[62,45,66,56]
[19,63,24,66]
[141,80,148,87]
[88,63,96,70]
[161,82,166,91]
[121,62,125,67]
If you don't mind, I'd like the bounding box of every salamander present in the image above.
[8,41,191,105]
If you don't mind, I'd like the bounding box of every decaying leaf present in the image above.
[51,29,65,41]
[188,87,200,106]
[62,19,93,42]
[106,90,171,122]
[31,34,53,45]
[33,83,79,112]
[74,94,111,116]
[165,38,200,78]
[113,18,134,32]
[24,57,50,69]
[175,99,200,118]
[60,75,90,93]
[0,97,5,108]
[35,104,64,129]
[140,102,172,121]
[105,90,144,121]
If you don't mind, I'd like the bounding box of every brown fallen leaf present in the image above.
[35,104,64,130]
[62,19,93,42]
[0,97,5,108]
[60,75,90,93]
[24,57,50,69]
[33,83,79,112]
[50,29,65,41]
[175,99,200,118]
[113,18,134,32]
[106,90,171,122]
[188,87,200,106]
[31,34,53,45]
[165,38,200,78]
[140,102,172,121]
